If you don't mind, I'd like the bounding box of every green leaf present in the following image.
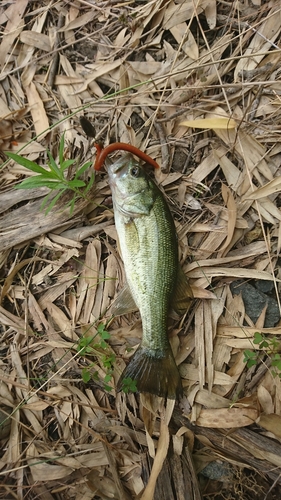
[75,161,93,178]
[67,179,86,188]
[15,178,65,190]
[243,349,256,360]
[68,196,76,216]
[243,350,257,368]
[47,150,62,178]
[40,189,56,210]
[84,172,95,194]
[6,152,49,174]
[270,337,279,350]
[60,159,76,172]
[77,336,95,355]
[247,359,258,368]
[97,323,104,334]
[59,133,65,166]
[122,377,138,393]
[104,373,112,383]
[253,332,263,345]
[82,368,91,383]
[42,189,66,214]
[101,331,110,340]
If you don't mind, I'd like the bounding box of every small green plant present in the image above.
[121,377,138,394]
[243,332,281,379]
[77,323,116,392]
[6,133,94,214]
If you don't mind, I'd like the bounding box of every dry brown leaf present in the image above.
[23,400,50,411]
[163,0,210,30]
[20,31,51,51]
[0,0,28,68]
[180,117,236,129]
[257,385,274,415]
[213,147,242,191]
[244,176,281,200]
[186,264,278,282]
[205,0,217,29]
[59,10,96,32]
[140,418,170,500]
[219,184,237,255]
[234,6,281,80]
[259,413,281,439]
[169,25,199,59]
[196,407,258,428]
[24,82,49,136]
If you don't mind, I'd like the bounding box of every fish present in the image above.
[107,155,193,399]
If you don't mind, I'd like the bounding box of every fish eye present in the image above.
[130,166,140,177]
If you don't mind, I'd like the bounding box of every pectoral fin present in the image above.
[172,265,193,315]
[110,283,137,316]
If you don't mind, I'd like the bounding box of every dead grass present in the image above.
[1,1,281,499]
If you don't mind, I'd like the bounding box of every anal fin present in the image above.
[110,283,137,316]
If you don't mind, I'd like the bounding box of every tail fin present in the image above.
[117,346,182,399]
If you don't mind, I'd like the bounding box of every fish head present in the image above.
[107,155,156,217]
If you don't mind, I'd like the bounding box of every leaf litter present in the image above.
[1,1,281,499]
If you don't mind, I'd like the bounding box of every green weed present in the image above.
[6,133,94,215]
[243,332,281,379]
[77,323,116,392]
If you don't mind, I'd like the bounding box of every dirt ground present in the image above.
[1,1,281,499]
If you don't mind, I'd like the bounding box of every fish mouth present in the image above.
[106,155,131,177]
[107,155,133,196]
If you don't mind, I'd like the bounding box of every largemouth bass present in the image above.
[108,155,192,399]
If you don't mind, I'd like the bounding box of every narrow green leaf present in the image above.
[84,172,95,194]
[40,189,57,210]
[66,179,85,188]
[43,189,66,214]
[6,152,48,175]
[15,178,64,190]
[75,161,93,178]
[68,196,76,216]
[60,159,76,172]
[47,150,62,178]
[59,133,65,166]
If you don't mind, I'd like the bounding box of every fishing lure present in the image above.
[79,116,160,171]
[93,142,159,171]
